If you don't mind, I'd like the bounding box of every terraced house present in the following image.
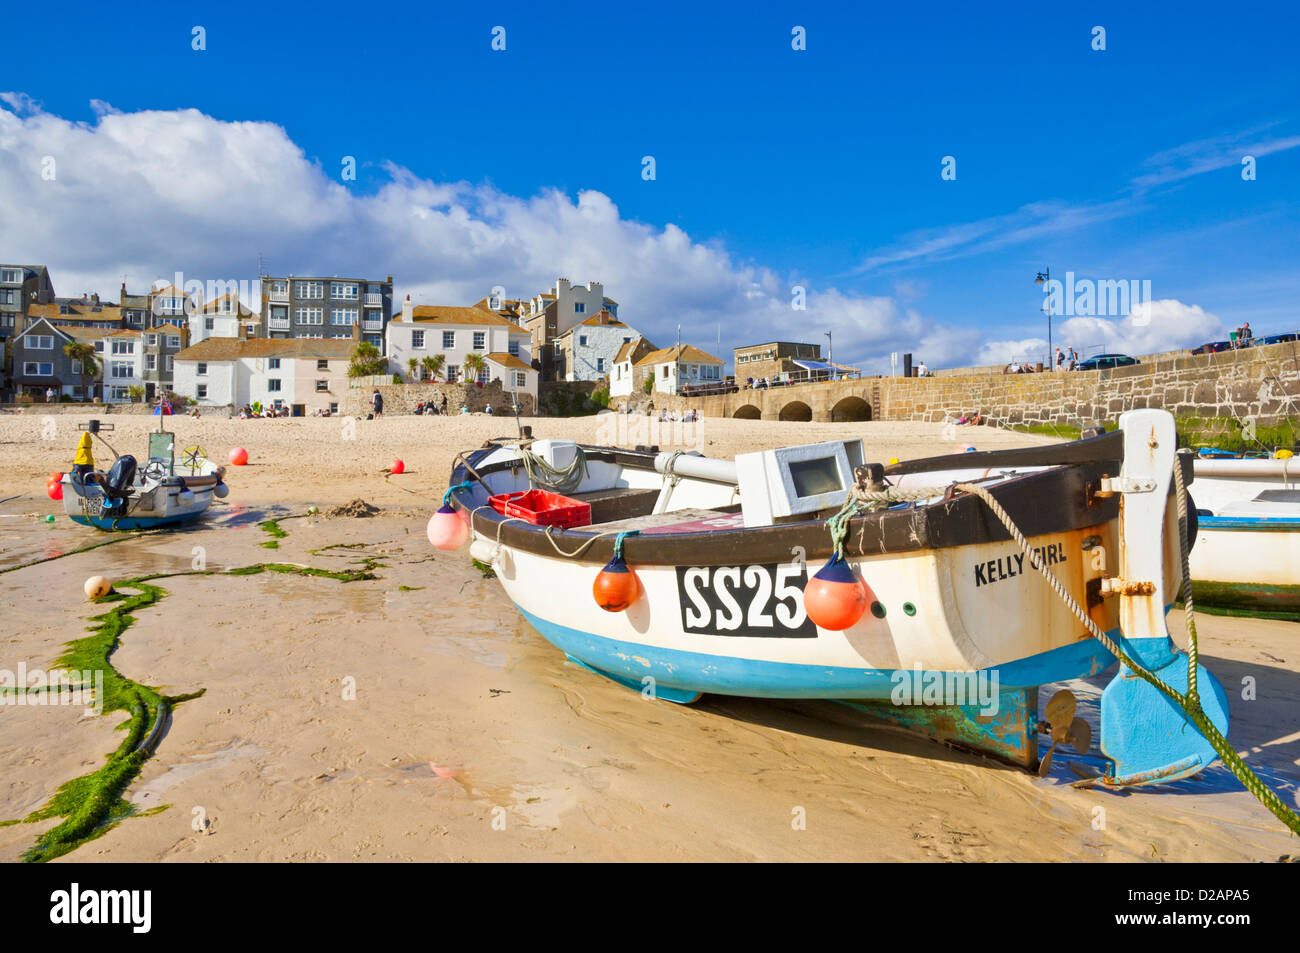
[173,337,354,415]
[259,275,394,352]
[0,263,54,345]
[516,278,619,381]
[554,308,640,382]
[8,318,100,400]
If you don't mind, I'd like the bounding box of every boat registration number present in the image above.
[675,564,817,638]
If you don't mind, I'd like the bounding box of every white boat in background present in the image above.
[1189,455,1300,614]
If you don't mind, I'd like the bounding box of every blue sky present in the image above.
[3,0,1299,368]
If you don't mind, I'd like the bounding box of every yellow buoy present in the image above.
[1276,449,1294,460]
[84,576,112,600]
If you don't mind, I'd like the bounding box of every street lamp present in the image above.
[1034,268,1053,370]
[825,330,832,379]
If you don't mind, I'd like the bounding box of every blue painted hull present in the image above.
[518,605,1167,700]
[68,511,207,531]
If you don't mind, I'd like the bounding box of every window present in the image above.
[144,333,158,346]
[442,331,455,349]
[0,267,22,283]
[317,359,329,371]
[597,358,605,372]
[329,403,339,414]
[315,380,328,392]
[167,336,180,348]
[27,334,54,350]
[110,386,130,401]
[111,339,134,355]
[71,360,82,375]
[94,341,104,352]
[295,308,323,325]
[366,335,382,348]
[23,362,53,376]
[579,335,588,347]
[269,280,289,297]
[111,362,133,379]
[165,356,173,371]
[145,355,157,371]
[411,330,425,349]
[269,358,281,369]
[197,384,208,399]
[446,365,458,382]
[508,339,519,357]
[268,379,282,392]
[205,318,214,331]
[514,372,526,387]
[477,366,489,384]
[472,331,485,350]
[295,281,324,299]
[330,308,357,325]
[574,302,585,314]
[0,289,14,304]
[330,283,358,300]
[197,362,208,375]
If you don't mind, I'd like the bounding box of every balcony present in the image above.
[364,293,383,307]
[362,316,384,331]
[267,288,289,303]
[268,316,291,331]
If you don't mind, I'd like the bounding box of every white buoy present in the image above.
[84,576,112,600]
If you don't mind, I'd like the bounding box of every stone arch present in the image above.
[830,395,872,422]
[733,404,762,420]
[778,400,813,422]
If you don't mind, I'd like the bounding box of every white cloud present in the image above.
[0,97,1227,373]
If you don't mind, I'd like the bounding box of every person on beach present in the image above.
[441,393,448,414]
[46,386,55,403]
[72,431,95,480]
[371,390,383,419]
[1055,347,1064,370]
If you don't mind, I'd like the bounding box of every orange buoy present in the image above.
[47,480,63,501]
[390,459,405,474]
[427,504,469,550]
[229,447,249,466]
[593,552,640,612]
[803,553,869,630]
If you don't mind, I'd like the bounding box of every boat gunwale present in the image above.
[450,440,1128,567]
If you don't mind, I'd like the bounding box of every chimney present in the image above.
[120,281,127,302]
[91,293,100,305]
[402,295,412,323]
[556,278,570,295]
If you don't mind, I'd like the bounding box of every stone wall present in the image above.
[340,380,534,417]
[614,339,1300,428]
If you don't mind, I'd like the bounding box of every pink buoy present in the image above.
[427,504,470,550]
[229,447,249,466]
[390,459,405,475]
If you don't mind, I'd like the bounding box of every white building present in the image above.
[188,292,257,344]
[637,344,725,396]
[555,310,642,382]
[608,336,658,398]
[174,337,354,415]
[385,298,538,405]
[103,329,144,403]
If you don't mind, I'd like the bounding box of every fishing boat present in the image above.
[443,409,1235,786]
[58,420,229,530]
[1189,453,1299,614]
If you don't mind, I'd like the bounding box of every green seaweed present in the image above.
[398,585,424,591]
[471,558,496,579]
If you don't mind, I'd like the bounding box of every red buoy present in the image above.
[47,479,63,501]
[229,447,249,466]
[427,504,469,550]
[803,553,869,630]
[390,459,405,474]
[593,552,640,612]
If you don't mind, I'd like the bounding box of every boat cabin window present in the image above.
[788,456,843,499]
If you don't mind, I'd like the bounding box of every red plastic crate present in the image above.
[488,489,592,528]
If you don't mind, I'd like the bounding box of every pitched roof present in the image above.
[175,337,356,362]
[635,344,724,367]
[407,305,524,329]
[485,352,533,372]
[151,323,184,334]
[613,337,656,364]
[29,302,123,322]
[108,329,141,338]
[200,293,252,315]
[61,326,113,341]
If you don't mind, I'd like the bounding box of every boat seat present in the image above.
[569,487,662,524]
[584,507,741,535]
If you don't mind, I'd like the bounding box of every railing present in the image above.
[680,366,863,397]
[267,289,289,302]
[362,316,384,330]
[364,293,383,306]
[268,317,290,330]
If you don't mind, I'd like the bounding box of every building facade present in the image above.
[733,341,823,383]
[555,309,640,382]
[0,263,54,346]
[608,337,659,398]
[259,275,393,353]
[517,278,619,381]
[638,344,725,396]
[174,338,355,415]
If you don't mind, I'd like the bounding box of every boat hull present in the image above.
[1190,516,1300,614]
[61,477,216,531]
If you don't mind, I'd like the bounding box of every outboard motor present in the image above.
[100,455,137,516]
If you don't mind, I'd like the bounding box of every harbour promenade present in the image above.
[623,340,1300,428]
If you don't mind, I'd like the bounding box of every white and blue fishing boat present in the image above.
[59,421,229,531]
[1189,453,1299,614]
[445,410,1248,788]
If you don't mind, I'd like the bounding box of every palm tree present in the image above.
[421,354,444,382]
[348,341,388,379]
[407,357,420,382]
[63,341,99,400]
[462,352,487,386]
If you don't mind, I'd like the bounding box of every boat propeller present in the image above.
[1037,689,1093,777]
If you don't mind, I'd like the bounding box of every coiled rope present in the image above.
[519,444,588,495]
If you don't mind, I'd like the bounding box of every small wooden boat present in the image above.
[445,410,1234,786]
[1189,454,1299,614]
[59,422,228,531]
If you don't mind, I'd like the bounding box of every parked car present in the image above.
[1191,341,1232,355]
[1074,353,1139,371]
[1261,332,1299,345]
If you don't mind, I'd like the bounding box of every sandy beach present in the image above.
[1,412,1297,862]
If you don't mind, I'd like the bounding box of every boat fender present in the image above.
[593,531,641,612]
[803,552,869,630]
[428,504,470,550]
[214,482,229,499]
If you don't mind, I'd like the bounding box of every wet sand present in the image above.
[0,414,1297,861]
